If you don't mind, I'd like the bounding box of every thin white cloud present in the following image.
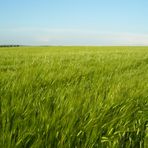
[35,32,148,45]
[0,27,148,45]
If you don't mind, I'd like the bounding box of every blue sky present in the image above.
[0,0,148,45]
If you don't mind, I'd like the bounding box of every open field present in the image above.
[0,46,148,147]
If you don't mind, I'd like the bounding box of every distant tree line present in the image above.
[0,45,20,47]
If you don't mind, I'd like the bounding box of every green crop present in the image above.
[0,46,148,147]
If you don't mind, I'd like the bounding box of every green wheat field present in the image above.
[0,46,148,147]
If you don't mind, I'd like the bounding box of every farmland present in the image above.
[0,46,148,147]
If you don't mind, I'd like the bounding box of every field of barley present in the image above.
[0,46,148,147]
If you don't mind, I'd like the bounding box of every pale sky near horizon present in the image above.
[0,0,148,45]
